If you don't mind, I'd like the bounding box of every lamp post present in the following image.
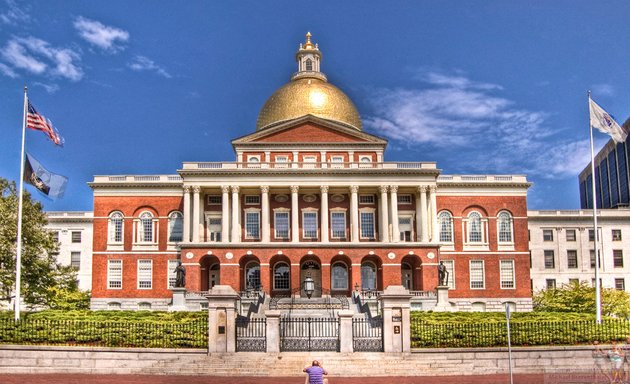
[303,274,315,299]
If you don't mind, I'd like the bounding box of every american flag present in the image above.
[26,100,63,146]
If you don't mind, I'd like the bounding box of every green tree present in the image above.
[534,280,630,317]
[0,177,77,309]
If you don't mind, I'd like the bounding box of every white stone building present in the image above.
[45,211,93,291]
[528,209,630,292]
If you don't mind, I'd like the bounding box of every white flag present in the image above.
[589,98,627,143]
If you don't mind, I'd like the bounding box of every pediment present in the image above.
[232,115,387,145]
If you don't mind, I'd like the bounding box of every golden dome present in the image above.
[256,33,362,131]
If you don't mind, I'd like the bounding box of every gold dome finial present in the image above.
[304,31,315,49]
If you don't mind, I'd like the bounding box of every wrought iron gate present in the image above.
[280,316,339,352]
[352,316,383,352]
[235,316,266,352]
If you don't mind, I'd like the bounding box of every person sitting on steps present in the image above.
[303,360,329,384]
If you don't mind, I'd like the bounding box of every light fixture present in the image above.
[304,274,315,299]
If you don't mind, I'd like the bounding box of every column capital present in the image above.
[418,185,428,193]
[231,185,240,193]
[260,185,269,193]
[193,186,201,194]
[320,185,329,194]
[349,185,359,194]
[183,185,191,193]
[429,185,437,193]
[290,185,300,193]
[379,185,389,193]
[221,185,230,194]
[389,185,399,193]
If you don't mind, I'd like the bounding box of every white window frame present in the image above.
[438,211,454,244]
[107,259,122,289]
[275,155,288,168]
[244,195,260,205]
[168,259,179,289]
[361,261,378,290]
[247,155,261,168]
[205,213,222,242]
[359,194,375,204]
[133,211,158,249]
[70,251,81,269]
[398,213,414,242]
[168,211,183,243]
[463,211,488,249]
[442,260,455,289]
[274,209,290,239]
[303,155,317,168]
[302,209,318,239]
[397,194,412,204]
[330,156,344,168]
[244,209,261,240]
[497,211,514,250]
[359,209,376,240]
[137,259,153,289]
[331,262,349,290]
[207,195,221,205]
[71,231,82,243]
[273,262,290,291]
[330,209,347,239]
[108,211,124,250]
[359,156,373,168]
[244,261,261,290]
[500,260,515,289]
[469,260,485,289]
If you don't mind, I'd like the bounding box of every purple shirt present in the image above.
[305,366,325,384]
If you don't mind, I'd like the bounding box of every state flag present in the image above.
[23,153,68,200]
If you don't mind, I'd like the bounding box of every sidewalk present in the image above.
[0,373,551,384]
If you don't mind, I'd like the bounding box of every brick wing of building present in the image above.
[89,33,533,312]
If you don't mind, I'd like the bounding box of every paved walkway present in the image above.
[0,374,555,384]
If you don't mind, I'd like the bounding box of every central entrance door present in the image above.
[300,260,322,298]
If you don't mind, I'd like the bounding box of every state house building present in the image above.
[89,34,532,312]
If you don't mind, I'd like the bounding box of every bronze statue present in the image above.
[438,261,449,286]
[175,261,186,288]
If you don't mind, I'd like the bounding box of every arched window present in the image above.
[438,211,453,242]
[361,262,377,290]
[273,263,290,291]
[471,302,486,312]
[467,212,483,243]
[108,211,124,244]
[497,211,513,243]
[168,211,183,242]
[331,262,348,290]
[138,212,154,242]
[245,261,261,290]
[305,58,313,71]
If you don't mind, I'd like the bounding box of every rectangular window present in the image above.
[546,279,556,289]
[567,250,578,269]
[542,229,553,242]
[614,250,624,268]
[442,260,455,289]
[397,194,412,204]
[245,211,260,239]
[612,229,622,241]
[500,260,515,289]
[303,211,318,239]
[274,155,288,168]
[331,211,346,239]
[544,250,555,269]
[107,260,122,289]
[137,260,152,289]
[469,260,485,289]
[245,195,260,205]
[399,216,412,242]
[566,229,576,242]
[360,211,375,239]
[589,229,595,242]
[168,260,179,289]
[71,231,81,243]
[303,156,317,168]
[330,156,344,168]
[207,195,221,205]
[70,252,81,269]
[52,231,59,242]
[359,194,375,204]
[615,278,625,291]
[208,217,222,242]
[274,212,289,239]
[591,250,596,268]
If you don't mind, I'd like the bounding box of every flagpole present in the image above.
[588,90,602,324]
[14,87,28,321]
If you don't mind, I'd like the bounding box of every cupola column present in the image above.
[390,185,399,243]
[192,186,201,243]
[221,186,230,244]
[350,185,359,243]
[183,186,191,242]
[291,186,300,243]
[261,185,270,242]
[379,185,389,242]
[320,185,329,243]
[231,186,240,243]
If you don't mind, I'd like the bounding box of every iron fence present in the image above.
[280,316,339,352]
[411,318,630,348]
[352,316,383,352]
[0,318,208,348]
[235,316,266,352]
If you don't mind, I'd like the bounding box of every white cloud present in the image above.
[591,83,615,97]
[33,82,59,94]
[128,55,171,78]
[73,16,129,52]
[0,0,30,25]
[365,71,583,179]
[0,37,83,81]
[0,61,17,77]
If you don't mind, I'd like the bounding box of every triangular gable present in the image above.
[232,115,387,145]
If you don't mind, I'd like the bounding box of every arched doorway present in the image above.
[401,262,412,290]
[300,259,322,298]
[401,255,422,291]
[239,255,261,291]
[200,255,220,291]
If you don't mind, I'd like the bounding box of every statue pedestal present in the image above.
[169,287,187,311]
[433,285,453,312]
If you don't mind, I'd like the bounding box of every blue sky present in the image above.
[1,1,629,212]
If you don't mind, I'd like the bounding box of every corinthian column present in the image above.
[320,185,329,243]
[291,185,300,243]
[419,185,428,242]
[390,185,399,243]
[261,185,270,243]
[379,185,389,242]
[221,186,230,243]
[429,186,438,242]
[350,185,359,243]
[192,186,201,243]
[183,186,191,242]
[231,186,240,243]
